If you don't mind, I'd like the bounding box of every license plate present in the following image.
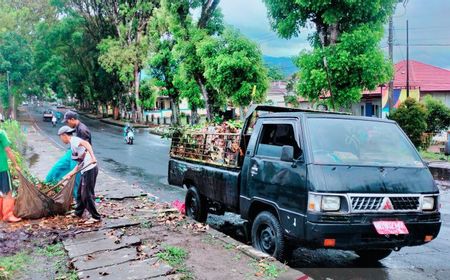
[373,221,409,235]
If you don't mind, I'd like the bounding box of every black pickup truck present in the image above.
[168,105,441,262]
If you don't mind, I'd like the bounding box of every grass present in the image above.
[36,243,66,258]
[140,220,153,229]
[156,246,188,267]
[223,243,235,250]
[35,243,78,279]
[420,150,449,161]
[263,263,282,279]
[156,246,192,279]
[0,252,28,279]
[55,270,78,280]
[250,260,286,280]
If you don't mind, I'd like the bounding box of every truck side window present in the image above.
[256,124,301,158]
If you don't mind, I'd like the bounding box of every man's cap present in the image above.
[62,110,78,123]
[58,126,75,136]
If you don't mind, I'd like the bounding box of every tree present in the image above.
[0,0,58,115]
[267,65,285,81]
[296,25,392,108]
[263,0,397,109]
[97,0,159,122]
[147,0,184,124]
[198,28,269,119]
[423,96,450,134]
[169,0,224,121]
[389,98,427,148]
[0,32,33,119]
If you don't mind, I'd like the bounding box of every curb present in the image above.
[206,227,313,280]
[77,111,148,129]
[99,118,148,129]
[77,111,104,120]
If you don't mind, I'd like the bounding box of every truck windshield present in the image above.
[307,118,424,167]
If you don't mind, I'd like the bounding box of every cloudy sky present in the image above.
[219,0,450,69]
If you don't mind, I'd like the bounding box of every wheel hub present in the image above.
[260,226,275,253]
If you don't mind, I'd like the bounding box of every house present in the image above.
[266,81,288,107]
[352,60,450,118]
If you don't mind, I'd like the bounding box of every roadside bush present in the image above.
[0,120,26,152]
[389,98,428,149]
[0,120,28,187]
[423,95,450,134]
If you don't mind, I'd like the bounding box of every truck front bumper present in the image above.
[302,212,441,250]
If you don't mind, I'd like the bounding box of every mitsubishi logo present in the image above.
[381,198,394,210]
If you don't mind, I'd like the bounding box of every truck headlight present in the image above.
[308,194,341,212]
[422,196,435,211]
[321,196,341,212]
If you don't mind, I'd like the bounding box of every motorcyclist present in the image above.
[123,123,134,143]
[51,114,57,127]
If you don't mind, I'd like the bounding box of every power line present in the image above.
[395,43,450,46]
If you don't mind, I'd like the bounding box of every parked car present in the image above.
[168,105,441,262]
[56,104,65,109]
[43,110,53,122]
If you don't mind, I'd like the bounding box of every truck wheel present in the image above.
[185,187,208,223]
[251,211,287,261]
[355,249,392,262]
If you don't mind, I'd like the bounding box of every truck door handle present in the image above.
[251,164,258,176]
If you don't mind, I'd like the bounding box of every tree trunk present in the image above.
[196,76,212,121]
[239,106,245,121]
[134,63,143,123]
[10,94,16,120]
[113,106,119,120]
[170,98,180,125]
[191,106,199,125]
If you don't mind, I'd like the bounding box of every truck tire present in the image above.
[355,249,392,262]
[251,211,287,261]
[185,187,208,223]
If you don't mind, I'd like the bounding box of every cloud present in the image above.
[219,0,311,57]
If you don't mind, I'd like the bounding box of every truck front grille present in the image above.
[390,197,420,210]
[351,196,384,211]
[350,195,421,212]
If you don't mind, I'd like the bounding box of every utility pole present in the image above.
[388,16,394,114]
[406,19,410,98]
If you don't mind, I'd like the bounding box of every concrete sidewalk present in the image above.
[24,124,172,280]
[22,121,311,280]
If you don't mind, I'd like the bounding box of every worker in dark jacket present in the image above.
[45,111,92,199]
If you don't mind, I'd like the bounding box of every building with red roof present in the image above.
[353,60,450,117]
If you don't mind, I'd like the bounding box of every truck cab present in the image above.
[168,106,441,262]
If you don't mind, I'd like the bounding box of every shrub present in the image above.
[423,95,450,134]
[389,98,428,148]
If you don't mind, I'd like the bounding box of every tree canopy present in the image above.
[263,0,397,109]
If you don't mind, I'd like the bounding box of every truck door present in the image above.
[242,120,307,237]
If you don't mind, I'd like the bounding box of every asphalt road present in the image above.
[27,105,450,280]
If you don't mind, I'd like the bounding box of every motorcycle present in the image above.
[125,128,135,145]
[51,117,57,127]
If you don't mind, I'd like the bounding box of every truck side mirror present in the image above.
[281,145,294,162]
[445,141,450,156]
